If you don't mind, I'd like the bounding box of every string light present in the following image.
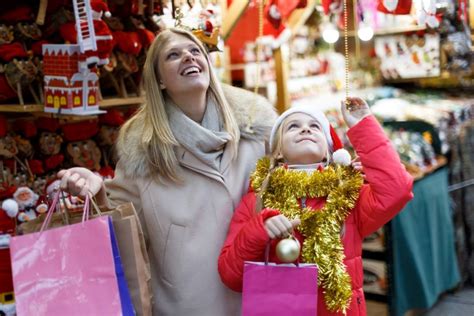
[321,22,340,44]
[343,0,350,107]
[357,21,374,41]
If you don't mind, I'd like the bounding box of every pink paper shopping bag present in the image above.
[10,193,123,316]
[242,261,318,316]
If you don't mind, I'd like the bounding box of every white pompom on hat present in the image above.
[90,0,112,18]
[269,104,351,165]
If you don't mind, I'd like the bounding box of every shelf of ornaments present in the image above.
[0,96,145,113]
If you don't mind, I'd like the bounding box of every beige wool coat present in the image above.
[105,85,276,316]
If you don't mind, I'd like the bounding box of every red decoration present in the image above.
[377,0,412,15]
[44,154,65,171]
[62,120,99,142]
[28,159,45,175]
[13,119,37,138]
[113,31,143,55]
[42,45,102,115]
[36,117,61,132]
[0,6,34,24]
[99,109,125,126]
[0,42,28,62]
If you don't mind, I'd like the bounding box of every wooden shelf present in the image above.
[99,96,144,108]
[0,104,44,113]
[374,25,427,36]
[0,97,144,113]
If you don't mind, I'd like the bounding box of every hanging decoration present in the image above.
[377,0,413,15]
[43,0,107,115]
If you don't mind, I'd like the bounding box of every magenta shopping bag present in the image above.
[242,261,318,316]
[10,193,126,316]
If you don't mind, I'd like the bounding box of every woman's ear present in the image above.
[159,80,166,90]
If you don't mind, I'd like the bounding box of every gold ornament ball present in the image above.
[276,237,301,263]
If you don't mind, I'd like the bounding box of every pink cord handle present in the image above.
[39,190,91,233]
[39,190,61,233]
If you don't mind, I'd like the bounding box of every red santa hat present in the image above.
[113,31,142,55]
[45,178,60,197]
[90,0,112,18]
[269,104,351,166]
[36,117,61,132]
[0,42,28,62]
[136,29,156,49]
[28,159,45,175]
[0,6,34,24]
[99,109,125,126]
[62,120,99,142]
[13,119,37,138]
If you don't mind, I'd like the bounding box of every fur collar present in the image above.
[117,84,277,178]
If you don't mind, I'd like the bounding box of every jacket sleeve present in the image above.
[104,159,147,238]
[218,192,279,292]
[347,115,414,238]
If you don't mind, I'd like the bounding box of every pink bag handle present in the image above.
[40,190,92,233]
[81,194,90,223]
[40,190,61,233]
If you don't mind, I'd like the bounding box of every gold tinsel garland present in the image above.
[251,157,364,313]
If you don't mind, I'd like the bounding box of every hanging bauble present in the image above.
[276,236,301,263]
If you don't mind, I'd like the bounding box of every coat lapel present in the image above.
[176,147,225,184]
[219,142,235,175]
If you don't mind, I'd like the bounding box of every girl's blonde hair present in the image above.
[117,28,240,182]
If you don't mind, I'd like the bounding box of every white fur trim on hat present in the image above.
[270,104,333,152]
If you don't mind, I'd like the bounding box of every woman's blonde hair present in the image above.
[117,28,240,182]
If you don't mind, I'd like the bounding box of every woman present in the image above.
[58,28,276,315]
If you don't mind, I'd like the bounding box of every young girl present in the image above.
[218,97,414,315]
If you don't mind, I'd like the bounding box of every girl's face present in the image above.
[280,113,328,165]
[158,35,210,98]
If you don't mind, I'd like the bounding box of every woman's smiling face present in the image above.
[280,112,328,165]
[158,34,210,98]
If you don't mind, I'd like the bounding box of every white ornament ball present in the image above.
[332,149,352,166]
[2,199,19,218]
[276,237,301,263]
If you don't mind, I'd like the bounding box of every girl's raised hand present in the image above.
[264,214,301,239]
[341,97,371,128]
[57,167,103,197]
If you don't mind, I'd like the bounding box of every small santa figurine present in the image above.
[89,0,114,65]
[59,0,114,66]
[2,186,43,222]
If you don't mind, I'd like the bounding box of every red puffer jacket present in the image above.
[218,115,414,316]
